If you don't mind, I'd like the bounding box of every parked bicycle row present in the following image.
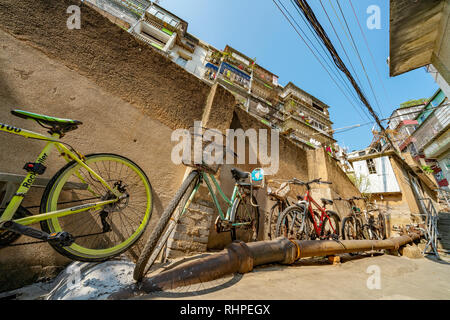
[0,113,386,284]
[265,177,386,242]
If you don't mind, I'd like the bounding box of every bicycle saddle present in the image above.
[231,168,249,181]
[11,110,82,134]
[321,198,333,205]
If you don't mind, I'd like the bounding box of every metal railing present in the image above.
[418,197,440,257]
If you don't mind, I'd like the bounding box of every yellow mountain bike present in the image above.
[0,110,153,261]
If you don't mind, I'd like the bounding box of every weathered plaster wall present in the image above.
[0,0,212,131]
[0,0,369,291]
[0,0,236,291]
[0,29,185,291]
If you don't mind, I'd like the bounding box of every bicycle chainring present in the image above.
[214,216,231,233]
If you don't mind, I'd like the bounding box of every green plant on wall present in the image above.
[400,98,427,108]
[348,173,371,199]
[421,165,434,174]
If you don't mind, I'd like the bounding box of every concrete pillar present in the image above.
[163,32,177,52]
[165,84,236,259]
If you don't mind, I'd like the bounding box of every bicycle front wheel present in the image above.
[40,153,153,262]
[275,205,310,240]
[133,170,200,282]
[230,195,260,242]
[321,211,340,240]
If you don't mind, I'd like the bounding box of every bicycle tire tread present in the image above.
[133,170,199,281]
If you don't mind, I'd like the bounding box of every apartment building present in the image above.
[278,82,335,148]
[84,0,338,152]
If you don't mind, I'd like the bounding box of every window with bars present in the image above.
[366,158,377,174]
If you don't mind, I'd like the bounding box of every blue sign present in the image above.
[251,168,264,181]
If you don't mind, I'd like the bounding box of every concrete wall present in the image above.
[0,0,236,291]
[352,156,401,193]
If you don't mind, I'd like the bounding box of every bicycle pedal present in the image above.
[47,232,75,247]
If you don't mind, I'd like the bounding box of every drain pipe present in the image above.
[110,233,421,299]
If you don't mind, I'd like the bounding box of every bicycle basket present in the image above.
[275,182,290,198]
[181,126,227,174]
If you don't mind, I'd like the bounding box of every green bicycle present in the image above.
[133,127,263,281]
[0,110,154,261]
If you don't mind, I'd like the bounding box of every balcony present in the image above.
[411,103,449,152]
[131,20,175,51]
[217,62,251,92]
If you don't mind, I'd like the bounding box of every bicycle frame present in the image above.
[177,171,253,227]
[0,121,119,225]
[301,189,336,236]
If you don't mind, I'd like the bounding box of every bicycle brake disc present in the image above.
[0,206,32,246]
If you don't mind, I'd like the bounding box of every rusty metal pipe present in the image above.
[110,233,421,299]
[295,233,420,258]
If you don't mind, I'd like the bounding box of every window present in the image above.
[163,15,172,23]
[169,19,178,27]
[186,42,195,50]
[155,11,164,20]
[366,159,377,174]
[312,102,324,112]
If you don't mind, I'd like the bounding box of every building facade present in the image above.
[278,82,335,148]
[396,89,449,190]
[85,0,338,153]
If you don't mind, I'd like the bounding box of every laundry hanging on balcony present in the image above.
[256,103,270,115]
[205,63,219,71]
[219,62,251,80]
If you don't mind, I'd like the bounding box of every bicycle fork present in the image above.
[150,179,201,263]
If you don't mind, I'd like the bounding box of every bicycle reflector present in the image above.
[251,168,264,181]
[23,162,46,175]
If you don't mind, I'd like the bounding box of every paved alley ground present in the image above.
[2,252,449,300]
[139,253,450,300]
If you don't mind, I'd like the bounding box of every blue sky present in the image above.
[160,0,438,151]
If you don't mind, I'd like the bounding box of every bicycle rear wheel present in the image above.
[268,202,282,240]
[230,195,260,242]
[133,170,200,282]
[275,205,310,240]
[341,216,357,240]
[375,212,387,240]
[40,153,153,262]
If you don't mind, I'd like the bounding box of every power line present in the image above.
[292,0,396,149]
[320,103,449,135]
[322,0,377,118]
[348,0,393,112]
[334,0,384,119]
[271,0,367,122]
[284,0,368,121]
[317,0,373,122]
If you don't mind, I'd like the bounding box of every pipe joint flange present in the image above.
[276,237,298,264]
[227,240,254,274]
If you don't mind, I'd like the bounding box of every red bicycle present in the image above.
[275,178,340,240]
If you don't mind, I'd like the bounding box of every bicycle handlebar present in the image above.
[289,178,332,186]
[334,196,366,201]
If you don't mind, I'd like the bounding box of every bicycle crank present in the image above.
[0,220,74,247]
[214,216,231,233]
